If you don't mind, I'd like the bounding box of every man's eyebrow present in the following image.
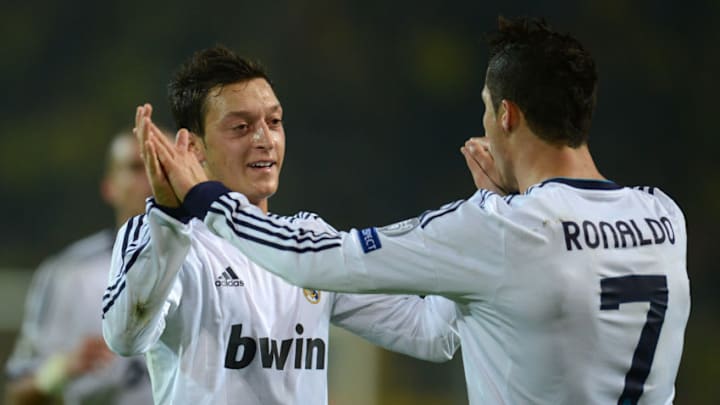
[222,111,253,120]
[222,104,282,120]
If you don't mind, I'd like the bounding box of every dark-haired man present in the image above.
[101,46,459,405]
[152,17,690,404]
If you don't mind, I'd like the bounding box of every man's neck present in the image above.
[514,135,604,193]
[255,199,269,214]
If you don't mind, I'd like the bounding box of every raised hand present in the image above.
[148,128,209,203]
[460,137,508,194]
[135,104,181,207]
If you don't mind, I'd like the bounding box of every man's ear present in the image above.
[187,132,207,164]
[499,99,521,133]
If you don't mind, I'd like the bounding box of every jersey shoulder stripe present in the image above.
[102,239,149,314]
[420,200,465,228]
[102,214,150,317]
[269,211,321,223]
[419,199,464,224]
[102,238,150,313]
[632,185,656,195]
[103,237,150,297]
[215,196,340,241]
[210,206,342,247]
[210,213,342,253]
[108,214,148,283]
[218,196,337,239]
[503,193,520,205]
[102,280,126,318]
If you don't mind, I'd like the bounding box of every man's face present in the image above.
[481,85,514,191]
[198,78,285,205]
[104,136,152,221]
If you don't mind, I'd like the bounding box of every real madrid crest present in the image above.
[303,289,321,304]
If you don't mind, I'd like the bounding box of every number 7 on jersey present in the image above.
[600,275,668,405]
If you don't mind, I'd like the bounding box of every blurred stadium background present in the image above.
[1,0,718,403]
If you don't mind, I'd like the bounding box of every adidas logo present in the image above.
[215,267,244,287]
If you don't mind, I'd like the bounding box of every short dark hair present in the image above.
[485,16,598,147]
[168,45,271,137]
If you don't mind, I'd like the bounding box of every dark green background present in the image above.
[1,0,717,403]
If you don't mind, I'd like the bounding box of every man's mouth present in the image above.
[248,161,276,169]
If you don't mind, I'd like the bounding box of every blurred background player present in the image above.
[4,133,154,405]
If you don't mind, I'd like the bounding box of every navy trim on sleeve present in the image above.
[155,204,192,224]
[183,181,232,219]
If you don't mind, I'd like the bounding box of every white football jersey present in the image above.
[102,200,459,405]
[183,178,690,405]
[6,230,153,405]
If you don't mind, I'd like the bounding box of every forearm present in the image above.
[102,205,191,355]
[333,294,459,362]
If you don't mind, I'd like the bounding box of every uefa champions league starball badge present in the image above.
[378,217,420,236]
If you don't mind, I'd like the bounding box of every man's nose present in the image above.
[252,122,274,149]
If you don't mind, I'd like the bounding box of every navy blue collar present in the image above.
[533,177,622,191]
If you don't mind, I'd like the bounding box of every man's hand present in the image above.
[66,336,115,377]
[460,137,508,195]
[148,128,209,202]
[33,336,114,396]
[135,104,181,207]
